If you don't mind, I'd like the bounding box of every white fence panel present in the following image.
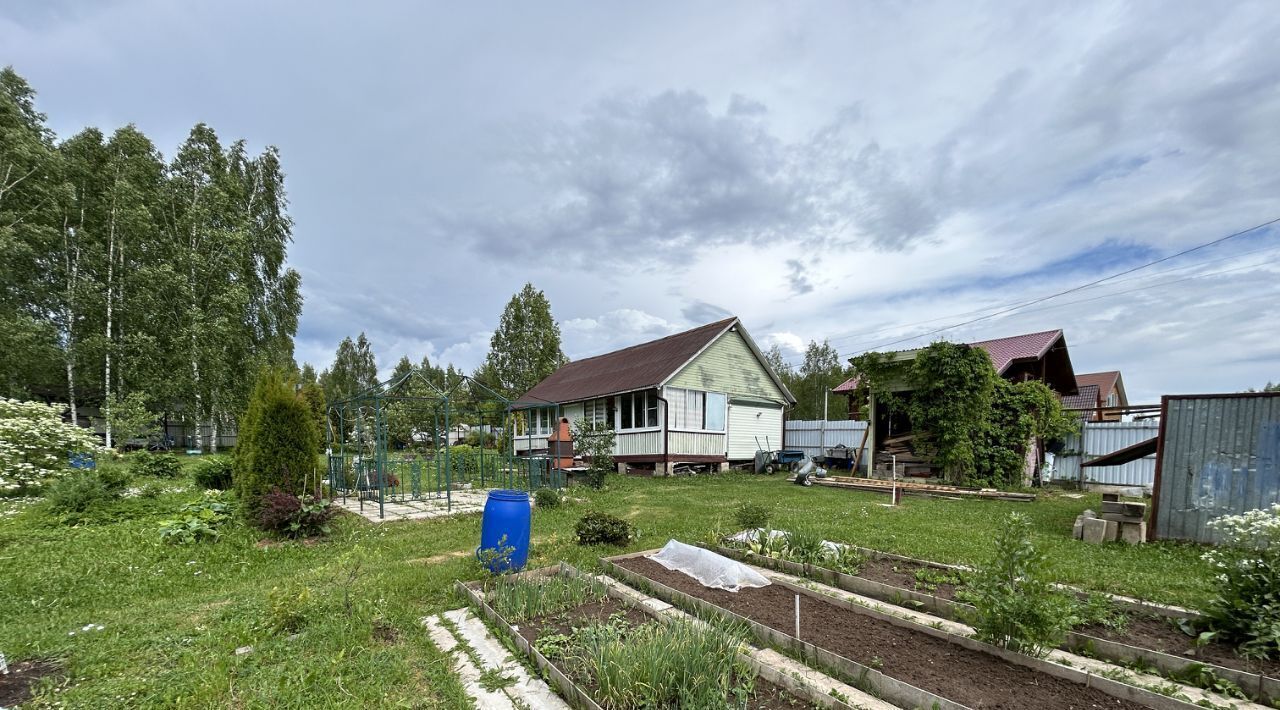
[783,420,869,472]
[1054,420,1160,491]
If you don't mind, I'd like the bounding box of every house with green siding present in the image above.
[514,317,796,474]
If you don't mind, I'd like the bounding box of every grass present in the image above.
[0,463,1213,708]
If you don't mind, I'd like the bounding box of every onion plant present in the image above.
[486,574,607,622]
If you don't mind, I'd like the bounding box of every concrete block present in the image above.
[1101,512,1144,524]
[1120,521,1147,545]
[1103,519,1120,542]
[1082,517,1109,544]
[1101,501,1146,517]
[1072,516,1084,540]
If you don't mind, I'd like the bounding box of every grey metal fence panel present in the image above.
[1055,421,1161,490]
[783,420,869,472]
[1154,394,1280,544]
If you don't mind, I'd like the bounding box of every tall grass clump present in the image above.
[579,619,753,708]
[487,574,607,622]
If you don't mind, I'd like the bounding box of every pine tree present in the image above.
[482,283,568,399]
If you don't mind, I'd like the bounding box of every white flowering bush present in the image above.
[0,398,104,492]
[1201,504,1280,659]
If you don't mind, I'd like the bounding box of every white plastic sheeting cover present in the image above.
[646,540,771,592]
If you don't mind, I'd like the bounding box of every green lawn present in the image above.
[0,466,1212,708]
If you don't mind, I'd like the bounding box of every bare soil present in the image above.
[0,659,59,707]
[857,556,965,600]
[512,595,810,708]
[1080,614,1280,679]
[617,556,1150,710]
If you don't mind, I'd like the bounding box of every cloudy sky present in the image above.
[5,1,1279,402]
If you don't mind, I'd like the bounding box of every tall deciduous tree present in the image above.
[482,283,567,399]
[787,339,844,420]
[0,67,63,399]
[321,333,378,405]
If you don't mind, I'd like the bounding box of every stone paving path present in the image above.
[334,489,490,522]
[424,608,569,710]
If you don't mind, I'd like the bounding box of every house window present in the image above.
[526,408,552,435]
[666,388,726,432]
[618,390,658,430]
[705,392,726,431]
[1105,393,1117,407]
[584,398,611,427]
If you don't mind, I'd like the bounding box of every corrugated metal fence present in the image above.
[784,420,869,473]
[1054,421,1161,491]
[1153,394,1280,544]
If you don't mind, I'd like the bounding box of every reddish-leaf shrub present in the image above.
[257,488,337,538]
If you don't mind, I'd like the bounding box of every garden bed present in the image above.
[457,564,865,709]
[607,551,1204,710]
[714,542,1279,704]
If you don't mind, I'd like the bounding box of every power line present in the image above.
[840,216,1280,356]
[817,242,1280,350]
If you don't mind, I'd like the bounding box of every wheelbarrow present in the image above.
[753,437,806,474]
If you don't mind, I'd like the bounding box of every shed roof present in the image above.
[517,317,792,406]
[834,328,1072,393]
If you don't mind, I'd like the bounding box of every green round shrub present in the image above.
[131,451,183,478]
[534,487,561,509]
[192,458,234,490]
[575,510,633,546]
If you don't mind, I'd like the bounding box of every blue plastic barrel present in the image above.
[478,489,531,573]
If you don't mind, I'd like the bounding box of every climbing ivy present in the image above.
[848,342,1076,488]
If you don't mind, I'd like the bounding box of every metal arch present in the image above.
[323,370,563,518]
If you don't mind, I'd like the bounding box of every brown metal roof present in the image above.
[1061,384,1100,411]
[1075,371,1121,399]
[517,317,739,406]
[833,328,1077,394]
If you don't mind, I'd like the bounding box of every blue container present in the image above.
[478,489,531,573]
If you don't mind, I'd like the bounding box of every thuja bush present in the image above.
[1201,504,1280,659]
[966,512,1074,656]
[234,369,319,516]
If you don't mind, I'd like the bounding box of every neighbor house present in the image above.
[831,328,1079,481]
[1063,370,1129,421]
[513,317,796,474]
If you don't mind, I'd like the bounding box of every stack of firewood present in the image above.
[875,432,938,478]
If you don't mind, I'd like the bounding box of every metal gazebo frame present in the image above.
[325,370,562,518]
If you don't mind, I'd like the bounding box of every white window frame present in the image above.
[584,398,611,427]
[665,387,726,433]
[617,390,660,432]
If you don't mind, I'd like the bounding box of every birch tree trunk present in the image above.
[104,186,117,448]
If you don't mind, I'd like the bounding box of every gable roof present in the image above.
[967,329,1065,375]
[833,328,1072,393]
[1075,371,1122,400]
[517,317,793,406]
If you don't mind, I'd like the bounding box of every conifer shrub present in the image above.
[234,369,319,516]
